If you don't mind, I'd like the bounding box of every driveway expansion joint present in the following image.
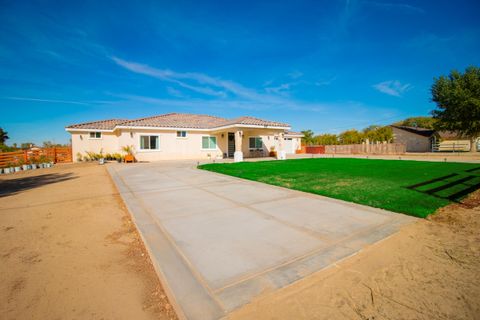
[107,161,415,320]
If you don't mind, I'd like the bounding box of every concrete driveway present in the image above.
[108,161,415,320]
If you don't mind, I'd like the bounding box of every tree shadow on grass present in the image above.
[0,173,76,197]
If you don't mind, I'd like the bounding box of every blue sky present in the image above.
[1,0,479,145]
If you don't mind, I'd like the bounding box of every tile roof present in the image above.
[66,113,290,130]
[66,119,128,130]
[120,113,228,129]
[222,116,289,128]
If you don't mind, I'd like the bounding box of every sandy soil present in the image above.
[2,162,479,320]
[0,163,177,320]
[228,189,480,320]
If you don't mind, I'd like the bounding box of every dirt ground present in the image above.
[1,162,479,320]
[0,163,177,320]
[229,190,480,320]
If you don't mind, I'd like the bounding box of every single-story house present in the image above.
[66,113,303,162]
[391,125,478,152]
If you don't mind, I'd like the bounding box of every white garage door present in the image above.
[284,138,295,154]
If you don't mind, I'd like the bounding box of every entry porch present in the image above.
[211,128,287,162]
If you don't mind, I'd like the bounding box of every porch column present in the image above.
[234,130,243,162]
[277,132,286,160]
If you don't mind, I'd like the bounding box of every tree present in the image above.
[0,128,9,145]
[301,130,315,146]
[314,134,338,145]
[0,144,16,152]
[431,66,480,152]
[43,141,55,148]
[393,116,437,129]
[363,125,393,142]
[339,129,363,144]
[43,141,67,148]
[20,142,35,149]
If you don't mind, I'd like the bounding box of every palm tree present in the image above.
[0,128,9,145]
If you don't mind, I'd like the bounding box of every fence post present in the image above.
[54,147,57,163]
[24,150,28,163]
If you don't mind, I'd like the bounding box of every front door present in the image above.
[228,132,235,157]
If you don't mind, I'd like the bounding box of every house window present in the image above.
[249,137,263,149]
[89,132,102,139]
[176,131,187,138]
[202,136,217,149]
[140,135,159,150]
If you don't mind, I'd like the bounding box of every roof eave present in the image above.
[285,133,304,137]
[211,124,291,131]
[65,128,116,133]
[115,124,291,131]
[115,125,212,131]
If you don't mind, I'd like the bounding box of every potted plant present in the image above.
[14,162,21,172]
[6,162,15,173]
[38,155,48,168]
[122,145,135,163]
[3,164,12,174]
[98,148,105,164]
[21,159,31,171]
[76,152,83,162]
[31,161,37,170]
[269,146,277,157]
[114,153,123,163]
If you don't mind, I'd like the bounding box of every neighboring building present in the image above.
[65,113,303,162]
[390,125,435,152]
[432,131,473,152]
[391,125,477,152]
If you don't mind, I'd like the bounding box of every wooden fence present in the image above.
[305,146,325,154]
[304,143,406,155]
[325,143,406,154]
[0,147,72,167]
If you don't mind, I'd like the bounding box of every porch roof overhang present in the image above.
[285,133,304,138]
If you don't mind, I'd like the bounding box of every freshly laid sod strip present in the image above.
[199,158,480,218]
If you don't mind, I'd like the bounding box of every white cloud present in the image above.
[373,80,411,97]
[315,76,337,86]
[166,86,185,98]
[288,71,303,79]
[3,97,90,105]
[264,83,292,95]
[111,56,291,104]
[110,57,381,115]
[364,1,424,14]
[111,57,227,97]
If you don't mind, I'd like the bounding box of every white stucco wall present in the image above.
[240,129,285,157]
[71,131,121,160]
[70,127,292,162]
[117,129,227,161]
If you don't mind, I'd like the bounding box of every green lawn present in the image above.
[199,158,480,218]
